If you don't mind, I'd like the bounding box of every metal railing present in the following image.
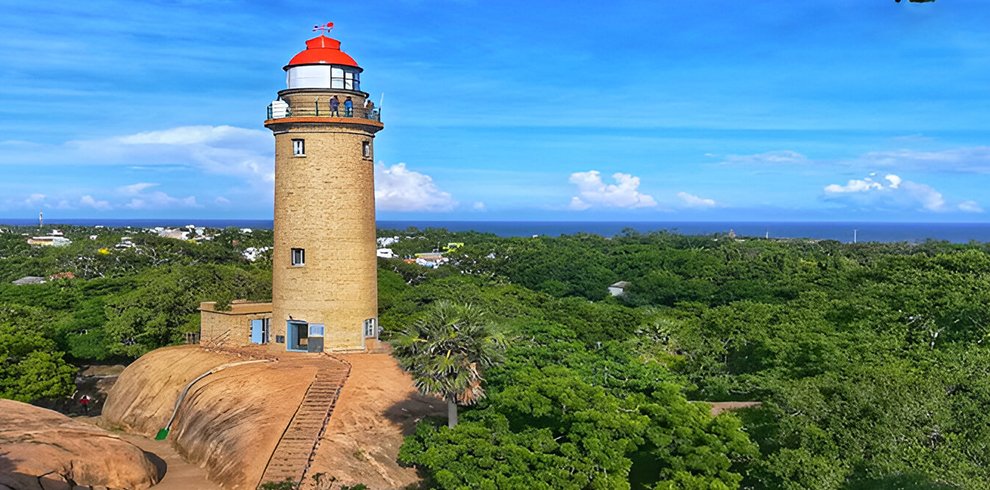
[267,103,381,122]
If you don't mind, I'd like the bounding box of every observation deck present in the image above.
[264,93,383,131]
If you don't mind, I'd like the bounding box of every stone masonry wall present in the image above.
[268,111,381,353]
[199,302,273,347]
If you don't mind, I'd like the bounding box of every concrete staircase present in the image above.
[259,360,350,487]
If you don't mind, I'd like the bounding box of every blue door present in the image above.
[250,319,264,344]
[286,320,308,351]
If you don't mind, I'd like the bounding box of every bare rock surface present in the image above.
[103,345,315,489]
[0,399,160,490]
[102,346,443,489]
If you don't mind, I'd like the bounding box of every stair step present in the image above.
[261,366,351,486]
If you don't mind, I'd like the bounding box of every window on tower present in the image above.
[292,139,305,156]
[362,141,372,160]
[291,248,305,266]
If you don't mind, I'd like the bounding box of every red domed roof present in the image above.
[285,35,359,70]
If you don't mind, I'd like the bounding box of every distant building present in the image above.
[242,247,270,262]
[377,236,399,247]
[115,238,136,249]
[376,248,396,259]
[12,276,46,286]
[413,252,448,268]
[608,281,631,297]
[27,236,71,247]
[157,229,189,240]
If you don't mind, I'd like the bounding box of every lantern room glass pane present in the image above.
[331,67,344,88]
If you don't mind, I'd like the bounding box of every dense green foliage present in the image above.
[2,223,988,489]
[0,225,272,401]
[381,228,990,489]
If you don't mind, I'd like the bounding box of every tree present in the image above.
[0,323,75,402]
[399,365,756,490]
[391,301,506,428]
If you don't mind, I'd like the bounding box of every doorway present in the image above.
[286,320,308,351]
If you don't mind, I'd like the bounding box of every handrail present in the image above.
[158,359,273,438]
[267,104,381,122]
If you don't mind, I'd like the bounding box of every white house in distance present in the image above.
[27,236,71,247]
[608,281,631,297]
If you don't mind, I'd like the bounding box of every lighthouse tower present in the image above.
[265,27,384,353]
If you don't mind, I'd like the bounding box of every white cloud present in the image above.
[823,173,951,212]
[901,181,945,212]
[215,196,231,205]
[568,170,657,210]
[119,182,158,195]
[114,125,258,146]
[824,178,884,194]
[676,192,717,209]
[112,182,199,210]
[375,162,456,212]
[472,201,486,211]
[884,174,902,189]
[123,191,199,210]
[958,200,983,213]
[0,125,276,185]
[721,150,808,165]
[24,193,46,206]
[862,147,990,173]
[569,197,592,211]
[79,195,111,210]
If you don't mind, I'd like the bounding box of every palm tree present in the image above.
[391,301,506,428]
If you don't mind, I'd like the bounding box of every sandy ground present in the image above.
[309,353,445,489]
[119,432,221,490]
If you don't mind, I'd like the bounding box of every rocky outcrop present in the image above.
[102,346,444,489]
[0,399,160,490]
[102,345,315,489]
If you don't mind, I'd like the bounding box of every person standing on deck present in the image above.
[329,95,340,116]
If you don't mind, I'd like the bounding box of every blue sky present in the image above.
[1,0,988,221]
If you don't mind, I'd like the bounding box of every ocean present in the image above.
[2,218,989,244]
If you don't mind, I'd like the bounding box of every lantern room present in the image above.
[284,35,363,91]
